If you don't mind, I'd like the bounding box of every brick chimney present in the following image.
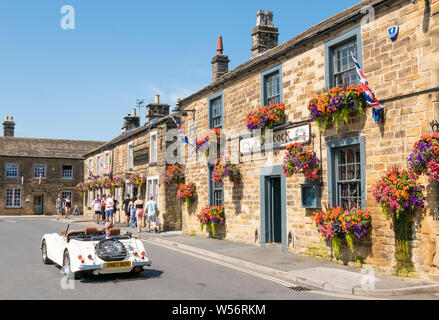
[122,108,140,133]
[251,10,279,57]
[211,36,230,82]
[3,115,15,137]
[146,94,170,122]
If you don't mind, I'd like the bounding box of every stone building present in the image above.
[176,0,439,279]
[0,116,104,215]
[82,96,183,231]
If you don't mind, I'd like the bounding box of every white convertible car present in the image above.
[41,220,151,279]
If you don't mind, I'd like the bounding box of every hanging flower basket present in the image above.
[211,158,241,186]
[162,166,185,187]
[101,177,115,189]
[91,179,102,190]
[112,176,126,188]
[307,85,365,132]
[129,174,146,186]
[311,207,371,257]
[245,102,286,134]
[408,133,439,181]
[177,182,198,205]
[75,182,86,192]
[197,205,225,237]
[195,128,222,157]
[282,143,321,181]
[372,168,425,219]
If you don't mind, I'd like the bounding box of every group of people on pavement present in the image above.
[55,194,72,221]
[92,193,160,233]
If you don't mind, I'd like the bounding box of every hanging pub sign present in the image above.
[133,147,149,166]
[388,25,399,41]
[240,123,310,155]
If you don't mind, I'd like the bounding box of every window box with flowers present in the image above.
[129,174,146,187]
[307,85,366,132]
[245,102,286,135]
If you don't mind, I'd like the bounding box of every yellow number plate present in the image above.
[105,261,132,269]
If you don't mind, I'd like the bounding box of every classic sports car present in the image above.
[41,220,151,279]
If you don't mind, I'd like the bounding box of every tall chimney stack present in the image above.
[251,10,279,57]
[122,109,140,133]
[3,115,15,137]
[146,94,170,122]
[211,36,230,82]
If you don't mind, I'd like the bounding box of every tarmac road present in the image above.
[0,217,358,300]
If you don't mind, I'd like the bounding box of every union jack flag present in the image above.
[170,115,193,146]
[351,51,383,122]
[99,160,109,174]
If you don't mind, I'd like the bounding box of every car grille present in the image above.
[95,239,127,261]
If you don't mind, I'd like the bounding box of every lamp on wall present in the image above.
[430,120,439,133]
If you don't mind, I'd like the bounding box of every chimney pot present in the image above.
[217,36,224,55]
[155,95,160,104]
[132,108,136,117]
[211,36,229,82]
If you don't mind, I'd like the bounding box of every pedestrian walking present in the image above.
[129,200,136,228]
[146,195,160,233]
[64,196,72,219]
[134,195,144,233]
[93,195,102,224]
[105,193,114,224]
[112,196,118,225]
[56,194,63,221]
[101,194,107,221]
[123,194,131,227]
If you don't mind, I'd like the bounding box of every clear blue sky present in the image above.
[0,0,359,141]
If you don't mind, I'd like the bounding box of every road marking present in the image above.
[143,239,384,300]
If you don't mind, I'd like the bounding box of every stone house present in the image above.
[176,0,439,279]
[82,96,183,231]
[0,116,104,215]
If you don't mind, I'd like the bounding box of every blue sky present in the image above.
[0,0,359,141]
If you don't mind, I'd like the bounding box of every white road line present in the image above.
[143,239,385,300]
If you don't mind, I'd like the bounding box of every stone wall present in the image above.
[179,0,439,280]
[0,156,84,215]
[83,121,182,230]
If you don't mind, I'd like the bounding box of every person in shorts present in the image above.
[105,194,114,223]
[146,195,160,233]
[56,194,63,221]
[64,196,72,219]
[123,194,131,227]
[134,195,144,233]
[93,195,102,224]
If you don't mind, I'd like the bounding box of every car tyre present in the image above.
[63,251,80,280]
[41,240,52,264]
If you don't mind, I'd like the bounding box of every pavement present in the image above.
[7,215,439,297]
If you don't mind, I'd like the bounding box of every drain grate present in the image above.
[290,286,311,292]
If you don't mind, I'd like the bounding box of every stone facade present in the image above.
[177,0,439,280]
[82,101,182,231]
[0,134,104,215]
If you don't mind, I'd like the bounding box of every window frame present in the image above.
[208,91,223,129]
[260,64,282,107]
[208,164,224,207]
[150,132,158,164]
[5,188,21,208]
[34,164,46,179]
[5,163,18,178]
[327,136,366,210]
[325,26,363,90]
[61,165,73,180]
[127,142,133,170]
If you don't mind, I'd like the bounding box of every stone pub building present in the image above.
[176,0,439,279]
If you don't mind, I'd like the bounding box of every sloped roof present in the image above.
[0,137,105,159]
[177,0,394,108]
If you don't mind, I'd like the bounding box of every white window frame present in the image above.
[5,188,21,208]
[96,155,101,176]
[150,132,158,164]
[127,142,133,170]
[105,151,110,172]
[6,163,18,178]
[34,164,46,179]
[146,176,159,210]
[62,165,73,179]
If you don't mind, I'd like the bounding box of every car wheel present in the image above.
[41,240,52,264]
[62,252,79,280]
